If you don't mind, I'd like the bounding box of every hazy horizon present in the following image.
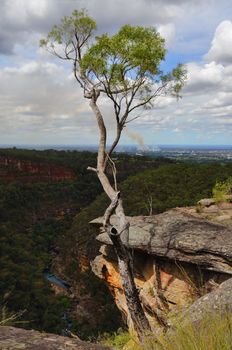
[1,144,232,150]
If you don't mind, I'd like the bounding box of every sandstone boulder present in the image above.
[197,198,215,207]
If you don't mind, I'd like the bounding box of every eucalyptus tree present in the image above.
[40,9,186,339]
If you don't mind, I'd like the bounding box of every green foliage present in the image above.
[70,270,123,340]
[81,24,186,97]
[82,25,165,78]
[213,176,232,202]
[41,8,186,105]
[0,148,103,334]
[122,163,232,215]
[40,9,96,49]
[0,211,72,333]
[101,329,131,349]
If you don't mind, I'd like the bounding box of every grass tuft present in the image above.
[102,313,232,350]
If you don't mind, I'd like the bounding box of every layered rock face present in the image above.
[0,156,76,183]
[91,208,232,331]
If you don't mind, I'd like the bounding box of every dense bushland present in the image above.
[1,148,232,338]
[0,148,171,335]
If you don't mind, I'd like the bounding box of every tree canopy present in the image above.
[40,10,186,158]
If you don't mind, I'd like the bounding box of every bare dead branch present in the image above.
[106,125,122,160]
[125,114,141,124]
[128,83,168,114]
[103,191,120,228]
[106,154,118,191]
[87,166,98,172]
[89,96,107,170]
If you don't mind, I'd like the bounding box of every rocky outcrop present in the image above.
[182,277,232,324]
[92,209,232,274]
[0,156,76,183]
[0,326,112,350]
[90,208,232,331]
[196,196,232,225]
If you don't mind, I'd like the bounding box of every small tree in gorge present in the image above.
[40,9,186,339]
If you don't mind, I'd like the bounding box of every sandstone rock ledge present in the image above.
[92,208,232,274]
[90,208,232,331]
[0,326,112,350]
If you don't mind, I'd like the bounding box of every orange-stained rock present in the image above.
[0,156,76,183]
[91,252,201,331]
[91,208,232,333]
[79,255,90,272]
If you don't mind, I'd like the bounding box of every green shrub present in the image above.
[213,176,232,202]
[101,329,131,349]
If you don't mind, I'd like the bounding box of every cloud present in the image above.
[158,23,176,47]
[205,20,232,64]
[129,21,232,142]
[0,60,98,144]
[1,1,232,145]
[184,61,224,93]
[0,0,219,56]
[203,92,232,109]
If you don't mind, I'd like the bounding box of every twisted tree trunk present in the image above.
[88,93,151,340]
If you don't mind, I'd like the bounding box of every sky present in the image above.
[0,0,232,146]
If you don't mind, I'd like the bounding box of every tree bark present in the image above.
[89,93,151,340]
[110,227,151,339]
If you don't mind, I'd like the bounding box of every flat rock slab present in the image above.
[91,209,232,274]
[0,326,112,350]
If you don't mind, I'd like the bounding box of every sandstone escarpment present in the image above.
[90,208,232,331]
[0,156,76,183]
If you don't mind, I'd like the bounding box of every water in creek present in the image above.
[43,269,71,289]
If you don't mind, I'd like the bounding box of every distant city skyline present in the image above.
[0,0,232,145]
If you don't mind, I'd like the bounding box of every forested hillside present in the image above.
[0,148,171,336]
[1,148,232,339]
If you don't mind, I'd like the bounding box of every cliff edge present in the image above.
[90,203,232,331]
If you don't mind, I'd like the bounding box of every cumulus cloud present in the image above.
[0,60,98,144]
[129,26,232,143]
[158,23,176,47]
[1,0,224,56]
[1,1,232,145]
[0,0,174,55]
[205,20,232,64]
[184,61,224,93]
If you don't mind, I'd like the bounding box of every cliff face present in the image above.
[90,206,232,331]
[0,156,76,183]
